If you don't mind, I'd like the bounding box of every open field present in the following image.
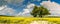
[0,16,60,24]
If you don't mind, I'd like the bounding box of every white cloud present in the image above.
[22,9,30,14]
[27,4,35,9]
[0,5,16,16]
[0,6,5,10]
[41,1,60,16]
[17,4,35,16]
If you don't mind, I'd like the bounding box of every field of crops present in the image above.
[0,16,60,24]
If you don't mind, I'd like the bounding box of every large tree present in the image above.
[31,6,50,17]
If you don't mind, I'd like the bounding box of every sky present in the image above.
[0,0,60,16]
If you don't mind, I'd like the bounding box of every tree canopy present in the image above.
[31,6,50,17]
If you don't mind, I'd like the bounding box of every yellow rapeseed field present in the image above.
[0,16,60,24]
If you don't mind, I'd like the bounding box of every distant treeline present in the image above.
[0,15,14,17]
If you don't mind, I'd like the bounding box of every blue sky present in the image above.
[7,0,60,12]
[0,0,60,16]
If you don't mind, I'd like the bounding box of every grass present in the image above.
[0,15,60,24]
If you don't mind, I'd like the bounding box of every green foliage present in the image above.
[31,6,38,17]
[31,6,50,17]
[38,6,50,17]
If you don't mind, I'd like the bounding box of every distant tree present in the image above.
[31,6,50,17]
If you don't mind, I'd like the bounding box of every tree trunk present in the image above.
[34,15,37,17]
[41,15,42,18]
[39,15,42,18]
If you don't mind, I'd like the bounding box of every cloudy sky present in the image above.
[0,0,60,16]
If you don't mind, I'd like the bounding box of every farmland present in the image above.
[0,16,60,24]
